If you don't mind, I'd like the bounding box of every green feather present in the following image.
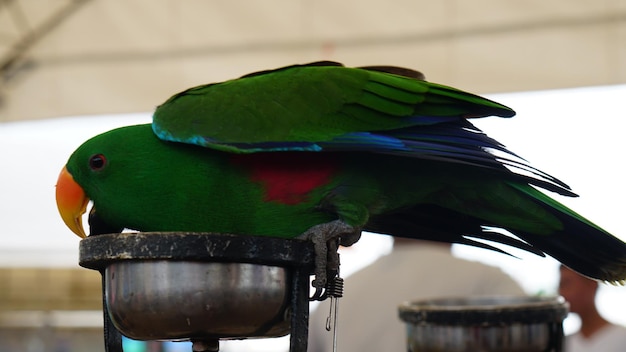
[507,182,610,235]
[153,64,514,149]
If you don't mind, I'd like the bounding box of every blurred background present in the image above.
[1,1,626,351]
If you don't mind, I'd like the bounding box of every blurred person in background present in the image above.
[308,238,525,352]
[559,265,626,352]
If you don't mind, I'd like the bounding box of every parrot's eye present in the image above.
[89,154,107,171]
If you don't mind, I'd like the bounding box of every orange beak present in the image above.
[55,166,89,238]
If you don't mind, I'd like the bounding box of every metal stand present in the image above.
[548,321,565,352]
[79,233,316,352]
[99,271,123,352]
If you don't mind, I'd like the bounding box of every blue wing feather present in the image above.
[157,116,575,197]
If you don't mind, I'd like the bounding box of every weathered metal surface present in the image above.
[399,296,568,352]
[79,232,315,271]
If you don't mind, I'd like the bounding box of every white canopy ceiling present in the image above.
[1,0,626,122]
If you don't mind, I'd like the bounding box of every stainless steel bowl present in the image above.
[105,260,291,340]
[399,296,568,352]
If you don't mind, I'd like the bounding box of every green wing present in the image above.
[152,61,515,153]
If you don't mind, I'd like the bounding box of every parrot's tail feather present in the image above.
[516,230,626,285]
[504,185,626,283]
[462,230,545,257]
[470,224,626,284]
[365,206,542,258]
[367,186,626,283]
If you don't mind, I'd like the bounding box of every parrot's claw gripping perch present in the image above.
[298,220,361,300]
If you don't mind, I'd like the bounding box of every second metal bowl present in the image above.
[399,296,569,352]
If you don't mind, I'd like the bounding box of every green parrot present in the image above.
[56,61,626,288]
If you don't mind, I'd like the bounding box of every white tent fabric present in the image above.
[1,0,626,121]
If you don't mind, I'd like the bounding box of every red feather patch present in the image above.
[230,153,337,205]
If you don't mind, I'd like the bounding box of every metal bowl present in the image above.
[398,296,568,352]
[105,260,291,340]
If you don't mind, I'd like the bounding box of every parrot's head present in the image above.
[55,124,159,238]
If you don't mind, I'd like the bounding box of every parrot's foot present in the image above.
[298,220,361,300]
